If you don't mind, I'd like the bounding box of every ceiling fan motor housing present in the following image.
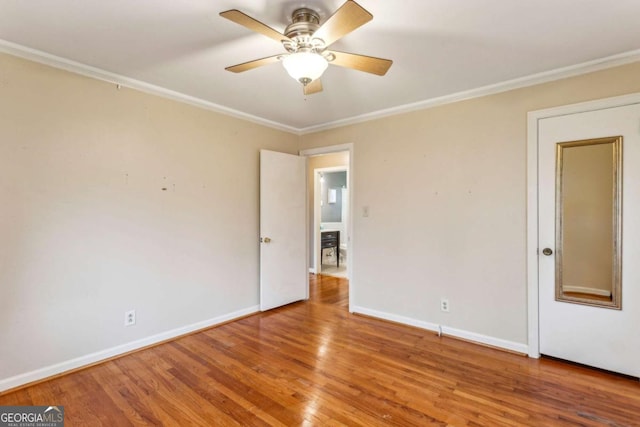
[284,8,324,52]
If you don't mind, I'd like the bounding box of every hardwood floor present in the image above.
[2,274,639,426]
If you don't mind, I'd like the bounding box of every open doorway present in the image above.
[301,144,352,308]
[315,168,348,278]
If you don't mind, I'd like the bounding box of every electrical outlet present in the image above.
[440,298,450,313]
[124,309,136,326]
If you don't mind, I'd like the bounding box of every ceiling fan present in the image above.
[220,0,392,95]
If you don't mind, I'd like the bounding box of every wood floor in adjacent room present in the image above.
[2,275,639,426]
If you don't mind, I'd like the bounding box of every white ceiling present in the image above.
[1,0,640,132]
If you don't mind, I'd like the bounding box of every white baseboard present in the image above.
[351,306,528,355]
[2,304,528,392]
[0,305,259,393]
[352,306,441,332]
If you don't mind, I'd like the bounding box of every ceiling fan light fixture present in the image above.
[282,52,328,85]
[221,1,392,94]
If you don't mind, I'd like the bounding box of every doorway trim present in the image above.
[300,143,354,312]
[526,92,640,358]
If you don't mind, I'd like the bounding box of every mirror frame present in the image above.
[555,136,623,309]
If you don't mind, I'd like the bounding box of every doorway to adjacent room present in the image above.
[301,144,352,309]
[315,167,348,278]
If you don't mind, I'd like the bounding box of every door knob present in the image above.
[542,248,553,256]
[262,237,272,243]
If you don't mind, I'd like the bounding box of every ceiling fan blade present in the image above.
[312,1,373,48]
[327,51,392,76]
[225,54,282,73]
[220,10,291,44]
[303,79,323,95]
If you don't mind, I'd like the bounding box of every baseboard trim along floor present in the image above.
[0,305,260,393]
[351,305,528,355]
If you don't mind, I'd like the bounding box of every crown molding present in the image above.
[2,38,639,136]
[0,39,299,134]
[298,48,640,134]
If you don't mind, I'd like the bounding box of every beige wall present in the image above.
[307,152,349,266]
[299,61,640,345]
[0,53,298,385]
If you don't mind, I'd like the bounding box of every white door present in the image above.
[538,103,640,377]
[260,150,307,311]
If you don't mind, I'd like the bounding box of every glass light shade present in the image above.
[282,52,328,84]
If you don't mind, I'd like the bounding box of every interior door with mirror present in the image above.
[538,103,640,377]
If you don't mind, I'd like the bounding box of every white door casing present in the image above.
[260,150,307,311]
[527,95,640,376]
[300,143,354,312]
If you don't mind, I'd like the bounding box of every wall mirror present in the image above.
[555,136,622,309]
